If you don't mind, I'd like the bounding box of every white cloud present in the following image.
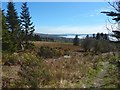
[35,24,109,34]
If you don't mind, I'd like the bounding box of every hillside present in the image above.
[2,41,120,88]
[2,1,120,89]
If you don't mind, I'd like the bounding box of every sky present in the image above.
[2,2,113,34]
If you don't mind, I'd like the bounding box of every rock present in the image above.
[64,55,71,59]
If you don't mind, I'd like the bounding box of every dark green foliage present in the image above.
[93,34,95,38]
[86,35,89,38]
[37,46,64,58]
[73,35,79,46]
[3,2,35,52]
[32,34,55,42]
[2,10,16,52]
[6,2,22,51]
[6,2,21,40]
[96,33,108,40]
[6,2,21,32]
[33,34,41,41]
[112,31,120,41]
[2,10,8,30]
[96,33,100,40]
[20,2,35,49]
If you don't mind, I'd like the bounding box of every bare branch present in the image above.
[108,2,119,12]
[105,20,112,33]
[107,17,117,24]
[116,1,120,12]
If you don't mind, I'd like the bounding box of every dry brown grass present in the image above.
[40,52,95,88]
[3,47,117,88]
[3,41,118,88]
[33,41,81,52]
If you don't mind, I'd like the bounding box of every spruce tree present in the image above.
[73,35,79,46]
[6,2,22,51]
[2,10,13,51]
[20,2,35,49]
[2,10,8,30]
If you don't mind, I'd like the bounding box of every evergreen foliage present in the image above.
[2,10,14,51]
[20,2,35,49]
[96,33,108,40]
[2,2,35,52]
[73,35,79,46]
[6,2,22,51]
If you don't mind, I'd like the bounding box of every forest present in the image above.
[1,1,120,88]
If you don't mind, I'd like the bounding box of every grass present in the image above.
[2,51,94,88]
[2,41,120,88]
[33,41,81,52]
[102,58,119,88]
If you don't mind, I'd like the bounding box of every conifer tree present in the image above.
[6,2,22,51]
[2,10,8,30]
[73,35,79,46]
[2,10,13,51]
[20,2,35,49]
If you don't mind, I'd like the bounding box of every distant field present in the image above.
[33,41,81,51]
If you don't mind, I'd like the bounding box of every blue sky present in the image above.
[2,2,111,34]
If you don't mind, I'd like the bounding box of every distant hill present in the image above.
[33,33,118,42]
[33,33,74,43]
[34,33,92,39]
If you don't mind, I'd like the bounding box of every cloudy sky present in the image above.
[2,2,113,34]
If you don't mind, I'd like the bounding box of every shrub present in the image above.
[2,52,52,88]
[92,40,116,53]
[2,52,19,66]
[81,38,116,54]
[81,38,94,52]
[37,46,64,58]
[18,53,52,88]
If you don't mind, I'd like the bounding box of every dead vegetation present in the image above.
[2,41,120,88]
[33,41,81,52]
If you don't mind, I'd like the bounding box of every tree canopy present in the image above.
[20,2,35,49]
[2,2,35,52]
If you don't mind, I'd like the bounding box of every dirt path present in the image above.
[92,61,110,87]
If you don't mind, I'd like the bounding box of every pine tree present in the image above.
[20,2,35,49]
[96,33,100,40]
[2,10,13,51]
[73,35,79,46]
[2,10,8,30]
[6,2,22,51]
